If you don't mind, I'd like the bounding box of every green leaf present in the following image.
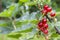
[0,27,13,34]
[0,4,16,17]
[12,23,34,33]
[0,20,8,27]
[56,12,60,16]
[51,33,59,38]
[15,19,38,27]
[25,2,37,6]
[19,28,37,40]
[0,34,18,40]
[19,0,30,3]
[8,33,22,39]
[7,28,37,39]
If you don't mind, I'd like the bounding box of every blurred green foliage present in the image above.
[0,0,60,40]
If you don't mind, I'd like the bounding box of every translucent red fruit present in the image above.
[44,5,49,10]
[40,28,44,31]
[42,18,47,24]
[42,9,48,15]
[50,12,56,17]
[38,22,43,27]
[47,7,52,12]
[43,23,48,29]
[40,27,46,32]
[43,30,48,34]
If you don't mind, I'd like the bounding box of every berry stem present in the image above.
[45,15,52,23]
[45,35,49,40]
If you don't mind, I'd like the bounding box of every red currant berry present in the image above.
[38,22,43,27]
[38,26,44,31]
[50,12,56,17]
[44,5,49,10]
[40,27,45,31]
[42,9,48,15]
[44,23,48,29]
[47,7,52,12]
[42,18,47,24]
[43,30,48,34]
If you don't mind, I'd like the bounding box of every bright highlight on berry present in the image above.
[50,12,56,17]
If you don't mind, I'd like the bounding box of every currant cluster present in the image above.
[37,4,56,34]
[38,18,48,34]
[42,5,56,17]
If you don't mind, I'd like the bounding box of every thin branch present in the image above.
[54,26,60,34]
[9,17,16,30]
[45,15,52,23]
[12,20,16,30]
